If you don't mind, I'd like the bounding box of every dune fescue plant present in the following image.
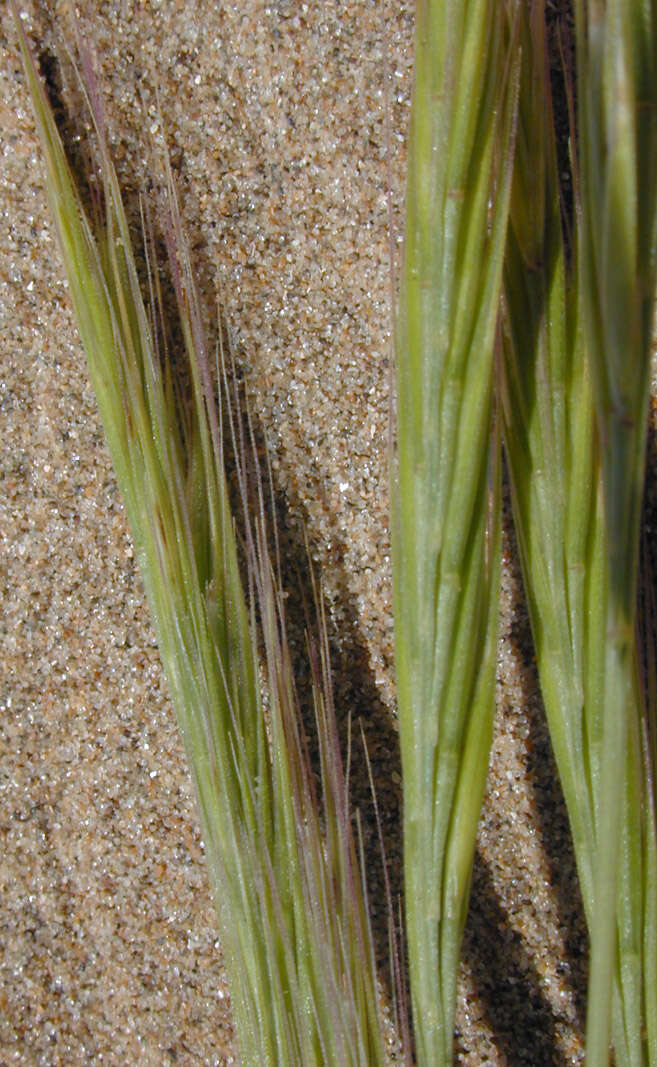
[14,0,657,1062]
[13,13,392,1067]
[501,3,657,1064]
[392,1,519,1062]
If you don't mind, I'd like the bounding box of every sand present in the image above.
[1,2,588,1063]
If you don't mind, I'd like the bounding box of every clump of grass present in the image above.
[15,0,657,1062]
[392,1,519,1061]
[14,11,394,1066]
[501,2,657,1063]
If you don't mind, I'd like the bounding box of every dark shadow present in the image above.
[458,482,588,1064]
[460,848,582,1067]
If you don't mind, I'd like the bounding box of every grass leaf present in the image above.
[393,2,519,1061]
[502,4,657,1062]
[573,1,657,1059]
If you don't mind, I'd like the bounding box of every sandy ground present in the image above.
[0,2,589,1063]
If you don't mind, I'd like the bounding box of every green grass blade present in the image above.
[502,4,657,1062]
[393,2,519,1061]
[638,547,657,1064]
[573,2,657,1060]
[15,14,390,1065]
[502,0,599,942]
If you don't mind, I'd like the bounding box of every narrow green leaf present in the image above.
[502,4,657,1062]
[393,2,519,1061]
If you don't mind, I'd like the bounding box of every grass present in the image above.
[572,2,657,1057]
[13,10,393,1066]
[501,4,657,1063]
[392,1,518,1061]
[12,0,657,1063]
